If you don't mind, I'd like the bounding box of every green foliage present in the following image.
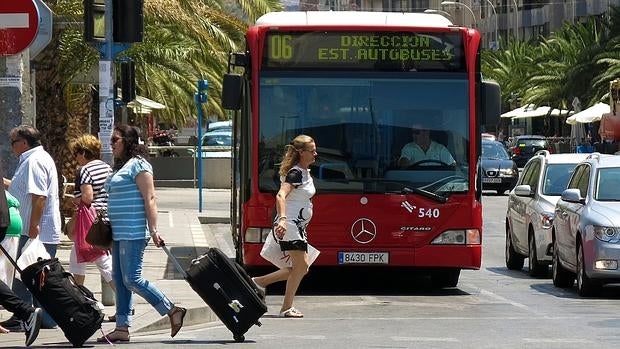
[51,0,281,126]
[482,6,620,113]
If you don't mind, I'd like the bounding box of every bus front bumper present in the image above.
[243,243,481,270]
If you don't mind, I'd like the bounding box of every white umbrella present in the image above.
[572,102,609,124]
[511,105,552,119]
[500,104,536,118]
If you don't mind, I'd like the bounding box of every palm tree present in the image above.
[33,0,280,181]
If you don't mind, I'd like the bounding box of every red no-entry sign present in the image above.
[0,0,39,56]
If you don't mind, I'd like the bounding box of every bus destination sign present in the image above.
[263,31,465,71]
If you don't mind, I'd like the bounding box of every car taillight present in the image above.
[512,147,521,155]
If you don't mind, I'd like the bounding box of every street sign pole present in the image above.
[195,80,208,213]
[98,0,115,165]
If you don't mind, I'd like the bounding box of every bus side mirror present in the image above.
[222,74,242,110]
[481,80,501,129]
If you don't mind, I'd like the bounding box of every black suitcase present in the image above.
[0,245,104,347]
[162,244,267,342]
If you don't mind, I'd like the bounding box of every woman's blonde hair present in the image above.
[69,134,102,160]
[279,134,315,176]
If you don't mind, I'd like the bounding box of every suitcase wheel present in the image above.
[233,334,245,342]
[256,320,262,327]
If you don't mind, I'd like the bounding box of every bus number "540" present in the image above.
[418,208,440,218]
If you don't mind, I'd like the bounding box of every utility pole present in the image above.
[85,0,142,164]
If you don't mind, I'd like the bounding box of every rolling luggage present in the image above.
[0,245,104,347]
[162,244,266,342]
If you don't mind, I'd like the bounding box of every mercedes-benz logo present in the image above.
[350,218,377,244]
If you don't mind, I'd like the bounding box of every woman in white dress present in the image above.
[252,135,317,318]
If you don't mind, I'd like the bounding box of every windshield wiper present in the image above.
[401,186,448,203]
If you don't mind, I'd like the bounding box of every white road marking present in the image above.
[392,336,459,342]
[191,224,208,247]
[523,338,593,344]
[168,211,174,228]
[259,334,327,340]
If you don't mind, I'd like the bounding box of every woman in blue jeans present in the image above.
[97,125,185,343]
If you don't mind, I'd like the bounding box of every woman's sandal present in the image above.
[168,306,187,338]
[279,307,304,318]
[96,328,130,343]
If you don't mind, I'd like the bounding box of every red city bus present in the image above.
[222,11,500,287]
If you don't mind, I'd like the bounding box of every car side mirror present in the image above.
[514,184,533,197]
[561,188,584,204]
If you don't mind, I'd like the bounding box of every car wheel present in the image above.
[505,223,524,270]
[528,233,548,277]
[577,243,599,297]
[552,238,574,288]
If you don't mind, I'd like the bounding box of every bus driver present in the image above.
[398,124,456,168]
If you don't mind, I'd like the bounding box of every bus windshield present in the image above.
[258,73,470,195]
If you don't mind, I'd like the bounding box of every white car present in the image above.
[505,151,589,276]
[553,154,620,296]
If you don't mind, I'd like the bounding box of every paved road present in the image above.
[114,192,620,348]
[5,191,620,348]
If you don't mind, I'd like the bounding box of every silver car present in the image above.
[505,151,588,276]
[553,153,620,296]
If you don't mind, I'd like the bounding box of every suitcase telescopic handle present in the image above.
[160,243,189,279]
[213,283,244,313]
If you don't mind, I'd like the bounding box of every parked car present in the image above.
[199,128,232,158]
[552,153,620,296]
[509,135,551,167]
[505,151,589,276]
[207,120,232,132]
[481,140,518,195]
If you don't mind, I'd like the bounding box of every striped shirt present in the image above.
[104,157,151,241]
[8,146,61,244]
[74,159,112,211]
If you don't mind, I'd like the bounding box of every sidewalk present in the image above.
[0,187,231,346]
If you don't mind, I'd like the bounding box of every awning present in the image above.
[502,104,572,119]
[565,102,609,124]
[128,96,166,114]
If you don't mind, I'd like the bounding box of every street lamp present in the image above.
[511,0,519,41]
[484,0,498,49]
[423,9,454,21]
[441,1,476,28]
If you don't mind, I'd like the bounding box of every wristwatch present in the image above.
[150,229,158,236]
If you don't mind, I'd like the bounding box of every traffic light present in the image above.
[120,60,136,103]
[113,0,144,43]
[84,0,106,43]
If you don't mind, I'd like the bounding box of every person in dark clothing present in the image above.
[0,161,42,346]
[0,280,42,346]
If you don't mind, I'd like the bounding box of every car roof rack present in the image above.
[534,150,549,157]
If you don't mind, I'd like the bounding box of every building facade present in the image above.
[294,0,620,49]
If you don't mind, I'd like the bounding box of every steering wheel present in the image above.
[405,159,450,170]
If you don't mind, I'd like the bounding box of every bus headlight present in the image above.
[431,229,480,245]
[245,227,271,243]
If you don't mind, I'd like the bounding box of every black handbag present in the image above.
[85,210,112,250]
